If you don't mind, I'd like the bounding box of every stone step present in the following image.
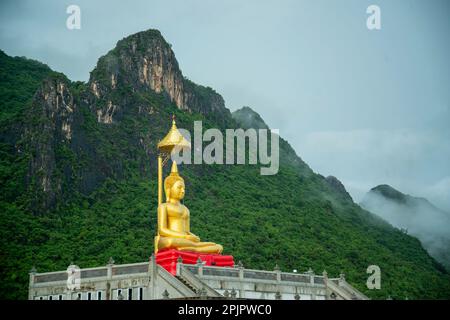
[175,275,197,293]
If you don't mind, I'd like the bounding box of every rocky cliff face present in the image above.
[88,30,185,116]
[18,29,236,213]
[23,75,75,211]
[88,29,231,127]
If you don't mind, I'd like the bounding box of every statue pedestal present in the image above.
[155,249,235,275]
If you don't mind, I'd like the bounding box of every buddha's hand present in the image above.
[185,234,200,242]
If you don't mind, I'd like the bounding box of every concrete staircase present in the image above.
[175,275,197,293]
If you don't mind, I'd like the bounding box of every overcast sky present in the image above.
[1,0,449,211]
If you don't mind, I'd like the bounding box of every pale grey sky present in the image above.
[1,0,449,210]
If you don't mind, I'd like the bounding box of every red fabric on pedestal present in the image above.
[155,249,235,275]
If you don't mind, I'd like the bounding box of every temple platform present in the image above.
[155,249,235,275]
[28,258,369,300]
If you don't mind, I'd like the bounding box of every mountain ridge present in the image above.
[1,29,450,299]
[361,184,450,270]
[368,184,447,213]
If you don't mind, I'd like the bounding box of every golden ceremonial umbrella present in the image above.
[157,116,191,205]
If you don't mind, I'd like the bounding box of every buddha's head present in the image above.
[164,161,185,201]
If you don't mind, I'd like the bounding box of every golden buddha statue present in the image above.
[154,161,223,254]
[154,117,223,254]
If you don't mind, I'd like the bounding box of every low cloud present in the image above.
[421,177,450,213]
[301,127,450,267]
[297,129,450,212]
[361,190,450,268]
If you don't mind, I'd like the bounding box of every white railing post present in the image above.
[274,264,281,282]
[197,258,203,277]
[28,267,37,300]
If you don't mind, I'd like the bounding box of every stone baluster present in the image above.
[106,257,115,300]
[28,266,37,300]
[197,258,203,277]
[176,255,183,276]
[274,264,281,282]
[230,288,237,299]
[237,261,244,280]
[275,291,282,300]
[307,268,316,300]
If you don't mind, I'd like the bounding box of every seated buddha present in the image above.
[154,161,223,254]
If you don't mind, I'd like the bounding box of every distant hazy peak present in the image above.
[369,184,408,203]
[232,106,269,130]
[369,184,439,209]
[361,184,450,269]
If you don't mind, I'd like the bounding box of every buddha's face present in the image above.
[170,180,185,200]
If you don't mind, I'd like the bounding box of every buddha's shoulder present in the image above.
[158,202,188,210]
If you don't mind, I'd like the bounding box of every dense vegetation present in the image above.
[0,50,53,125]
[1,34,450,300]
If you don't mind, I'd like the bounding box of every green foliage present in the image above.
[0,50,52,127]
[0,50,449,301]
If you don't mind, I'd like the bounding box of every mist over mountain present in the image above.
[1,29,450,300]
[361,185,450,270]
[232,106,269,130]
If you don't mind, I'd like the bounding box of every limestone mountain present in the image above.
[89,30,232,127]
[1,29,450,300]
[361,184,450,270]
